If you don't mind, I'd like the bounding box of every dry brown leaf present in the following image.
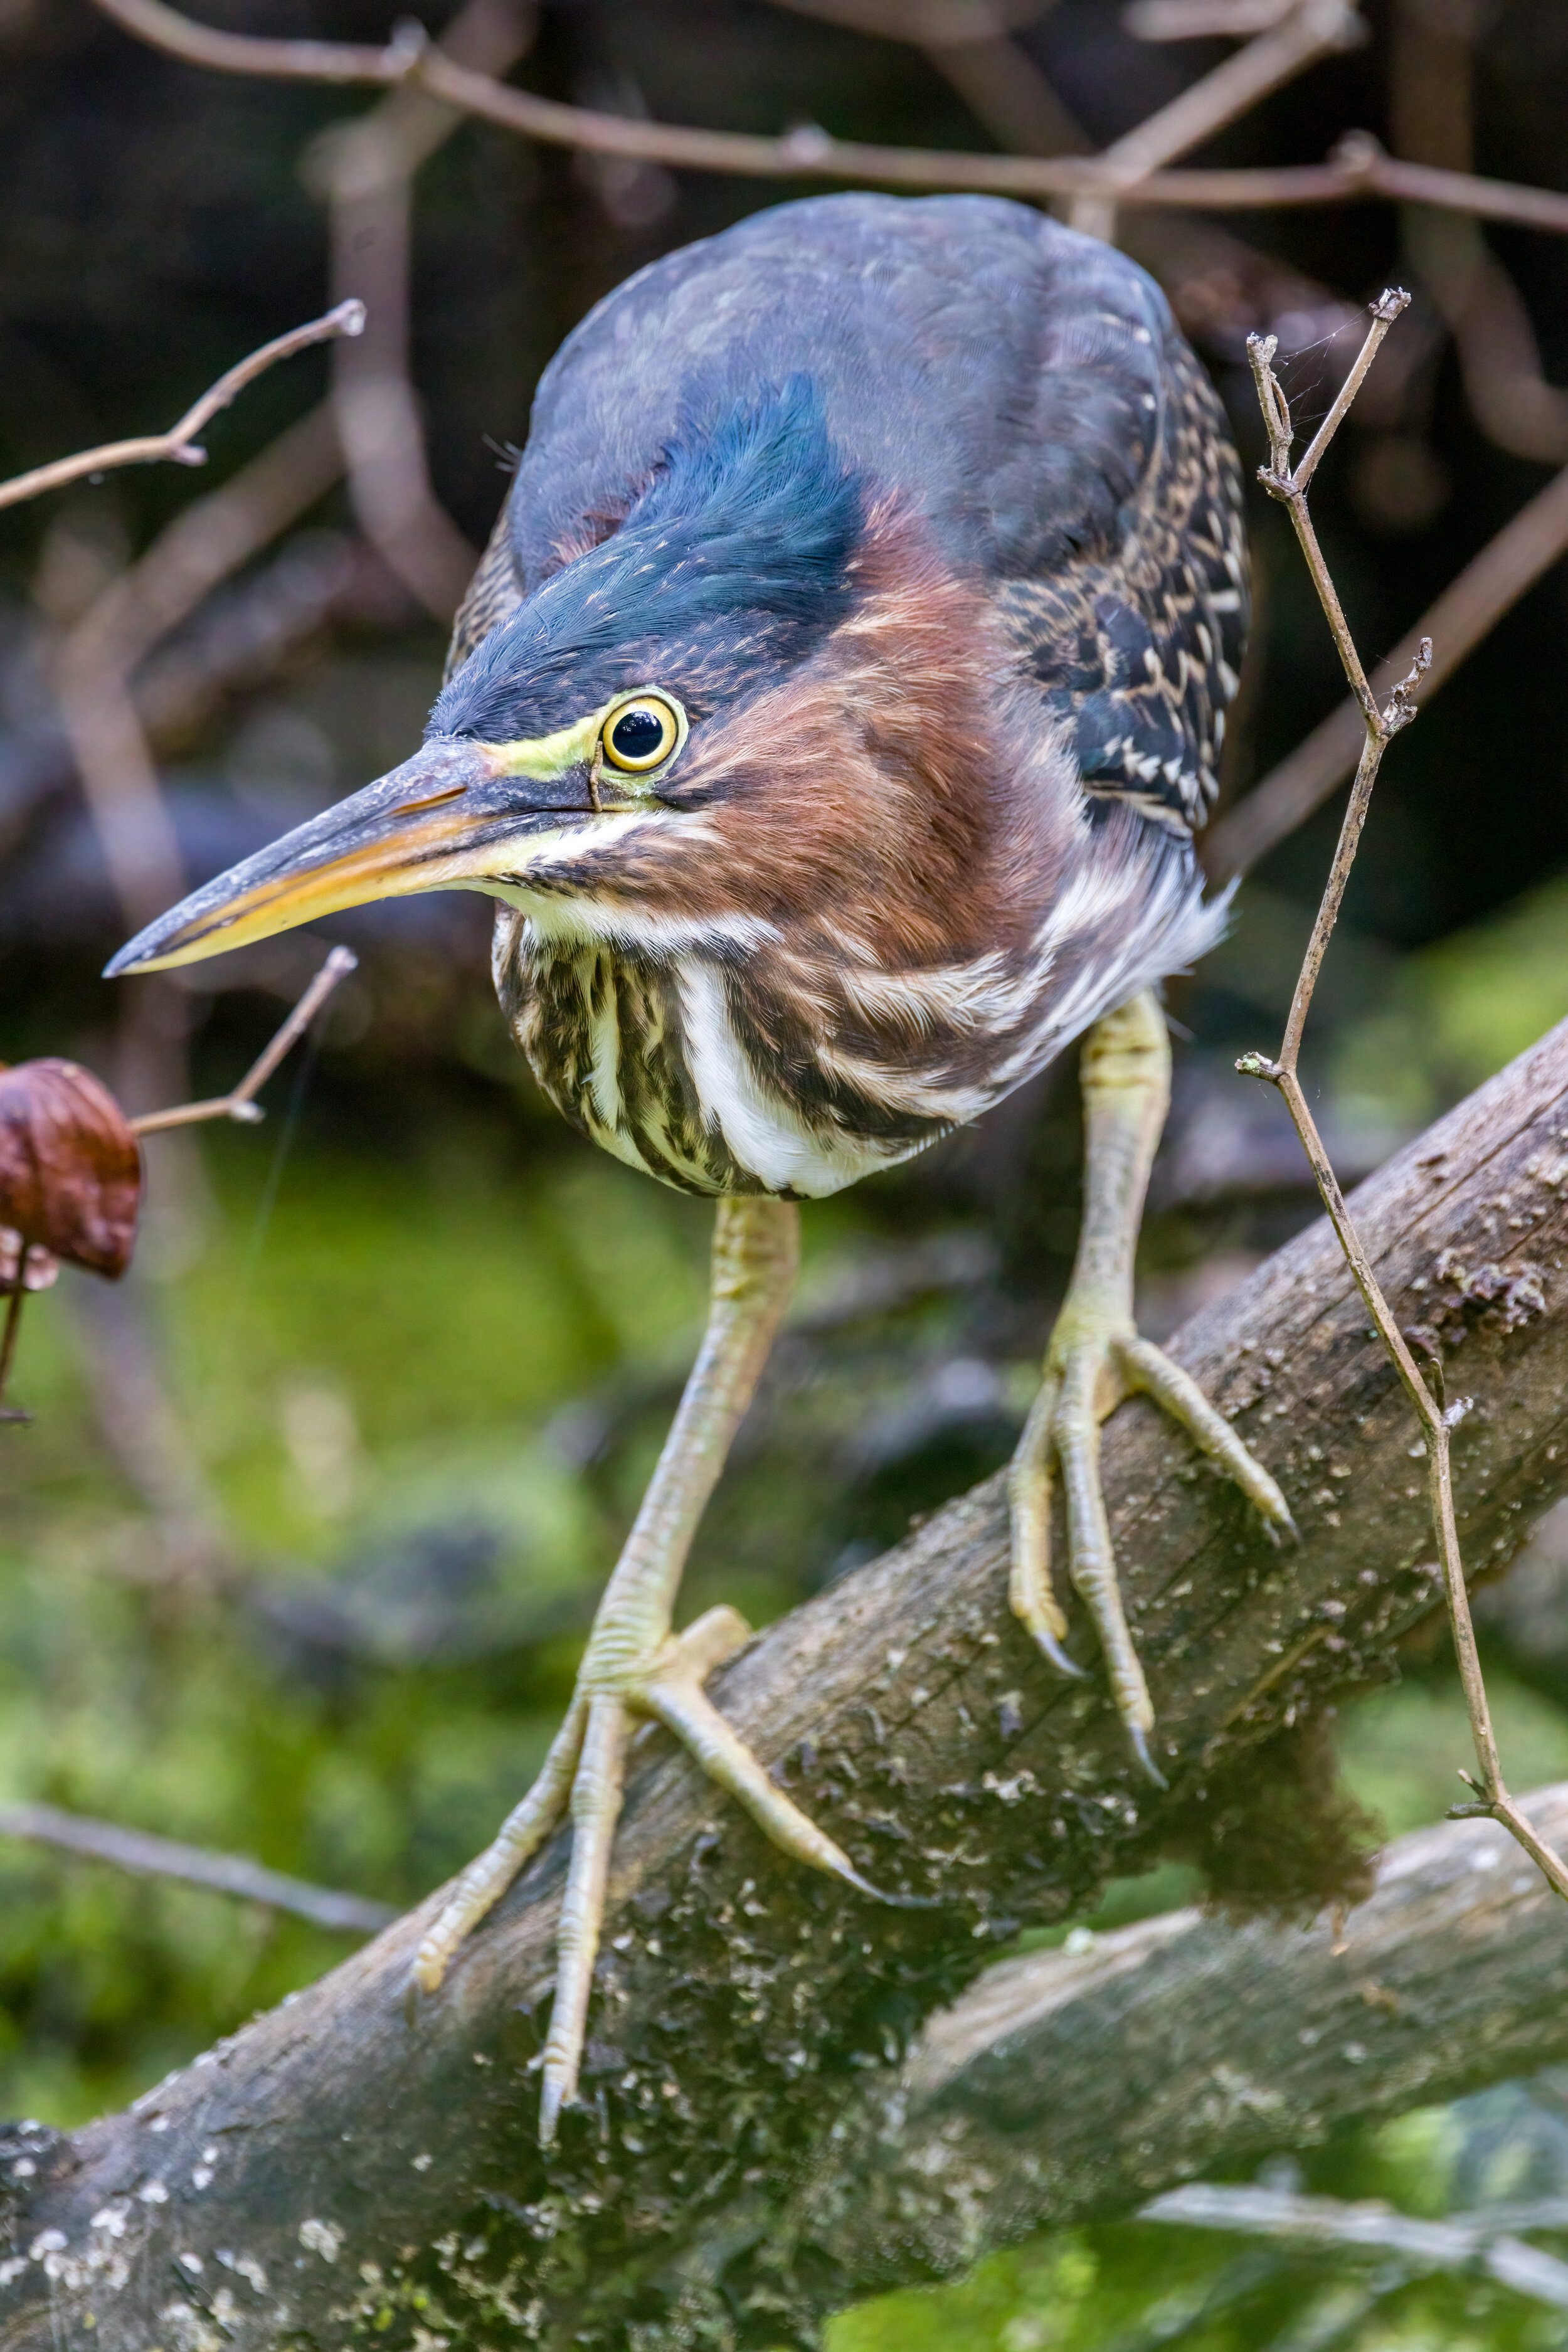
[0,1059,142,1281]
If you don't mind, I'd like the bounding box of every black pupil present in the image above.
[610,705,668,763]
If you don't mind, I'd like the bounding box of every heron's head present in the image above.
[107,376,1026,987]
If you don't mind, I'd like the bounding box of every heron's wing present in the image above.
[990,326,1249,840]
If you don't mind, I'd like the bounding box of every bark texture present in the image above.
[798,1783,1568,2297]
[5,1018,1568,2351]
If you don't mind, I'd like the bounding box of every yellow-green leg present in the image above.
[412,1197,893,2143]
[1008,990,1296,1784]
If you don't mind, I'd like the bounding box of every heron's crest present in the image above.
[431,375,864,746]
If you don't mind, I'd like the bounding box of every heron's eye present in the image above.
[601,695,680,773]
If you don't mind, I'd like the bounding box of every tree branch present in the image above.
[1204,452,1568,883]
[82,0,1568,238]
[129,945,358,1135]
[0,1804,395,1939]
[0,303,362,516]
[1136,2182,1568,2309]
[6,1014,1568,2344]
[1065,0,1364,243]
[792,1783,1568,2306]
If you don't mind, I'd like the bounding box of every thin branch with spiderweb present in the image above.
[1236,291,1568,1905]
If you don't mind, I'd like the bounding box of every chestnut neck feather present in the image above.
[489,505,1216,1199]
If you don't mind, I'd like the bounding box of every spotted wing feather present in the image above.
[992,332,1248,837]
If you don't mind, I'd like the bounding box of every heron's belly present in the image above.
[490,921,946,1200]
[490,817,1226,1202]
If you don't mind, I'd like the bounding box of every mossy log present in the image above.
[6,1019,1568,2351]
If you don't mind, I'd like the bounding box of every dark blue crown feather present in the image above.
[430,375,864,747]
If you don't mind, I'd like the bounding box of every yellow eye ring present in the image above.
[600,692,682,774]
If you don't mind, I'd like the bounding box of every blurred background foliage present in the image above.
[3,0,1568,2344]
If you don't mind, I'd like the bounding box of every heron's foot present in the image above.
[410,1603,891,2143]
[1008,1301,1296,1788]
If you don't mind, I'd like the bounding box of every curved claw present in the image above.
[1125,1721,1169,1791]
[836,1865,946,1910]
[1030,1625,1091,1682]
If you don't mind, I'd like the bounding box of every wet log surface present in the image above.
[4,1019,1568,2350]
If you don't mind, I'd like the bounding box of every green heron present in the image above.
[109,193,1293,2141]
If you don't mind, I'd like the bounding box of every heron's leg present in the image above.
[413,1197,886,2143]
[1009,990,1295,1784]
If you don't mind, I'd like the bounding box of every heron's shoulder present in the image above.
[504,199,1182,583]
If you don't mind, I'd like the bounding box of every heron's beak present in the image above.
[103,735,603,977]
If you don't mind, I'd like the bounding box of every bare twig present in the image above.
[1140,2185,1568,2310]
[1248,291,1412,727]
[1389,0,1568,467]
[1236,296,1568,1903]
[52,401,346,948]
[0,302,362,516]
[1347,144,1568,240]
[305,0,537,622]
[765,0,1054,41]
[1205,452,1568,881]
[1290,297,1406,493]
[0,1801,395,1936]
[130,946,358,1135]
[1127,0,1305,33]
[0,1278,28,1424]
[1067,0,1364,243]
[83,0,1568,238]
